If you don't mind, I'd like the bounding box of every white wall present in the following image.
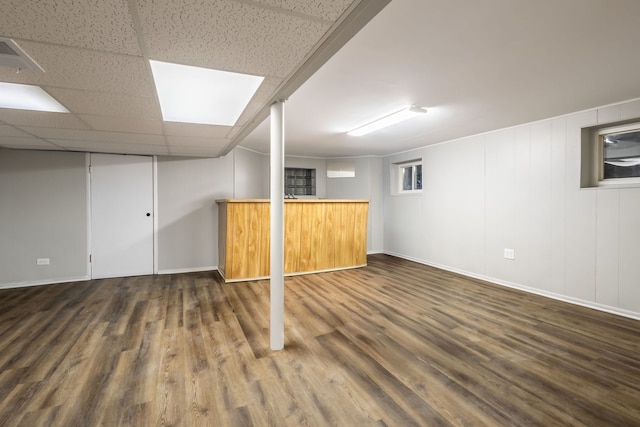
[0,147,384,287]
[0,149,239,285]
[0,150,88,287]
[234,147,266,198]
[156,153,234,273]
[383,98,640,319]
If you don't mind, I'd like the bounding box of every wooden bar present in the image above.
[216,199,369,282]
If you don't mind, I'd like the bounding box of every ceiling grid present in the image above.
[0,0,381,157]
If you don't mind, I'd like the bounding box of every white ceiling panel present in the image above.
[47,88,161,120]
[52,139,169,156]
[251,0,355,21]
[0,110,90,129]
[0,42,153,97]
[0,0,140,55]
[137,0,331,78]
[19,127,166,145]
[0,125,32,138]
[80,115,163,135]
[0,136,62,149]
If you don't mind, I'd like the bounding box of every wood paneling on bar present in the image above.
[217,199,369,282]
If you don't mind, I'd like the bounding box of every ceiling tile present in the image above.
[48,88,161,120]
[0,42,153,97]
[20,127,166,145]
[136,0,330,78]
[51,139,169,156]
[80,115,163,135]
[0,110,90,129]
[0,0,141,55]
[251,0,356,21]
[0,125,32,138]
[0,136,62,149]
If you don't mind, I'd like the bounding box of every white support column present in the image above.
[270,100,285,350]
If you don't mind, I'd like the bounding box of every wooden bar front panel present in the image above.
[217,200,369,282]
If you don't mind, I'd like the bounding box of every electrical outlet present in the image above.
[36,258,50,265]
[503,249,515,260]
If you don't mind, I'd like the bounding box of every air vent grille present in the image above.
[0,38,44,72]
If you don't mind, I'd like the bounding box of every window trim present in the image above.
[581,119,640,189]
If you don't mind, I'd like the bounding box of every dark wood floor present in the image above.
[0,254,639,426]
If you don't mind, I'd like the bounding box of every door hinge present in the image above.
[89,254,92,263]
[89,165,92,173]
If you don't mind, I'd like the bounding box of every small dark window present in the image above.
[284,167,316,196]
[396,160,422,193]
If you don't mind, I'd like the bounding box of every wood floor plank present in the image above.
[0,254,639,426]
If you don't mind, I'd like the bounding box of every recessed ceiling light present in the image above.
[0,82,68,113]
[150,60,264,126]
[347,105,427,136]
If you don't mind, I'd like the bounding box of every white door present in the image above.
[90,153,154,279]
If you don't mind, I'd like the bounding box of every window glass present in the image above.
[415,164,422,190]
[603,129,640,179]
[402,166,413,191]
[284,167,316,196]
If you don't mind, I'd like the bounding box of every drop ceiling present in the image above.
[0,0,387,157]
[3,1,640,159]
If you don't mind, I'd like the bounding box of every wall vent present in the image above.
[0,38,44,72]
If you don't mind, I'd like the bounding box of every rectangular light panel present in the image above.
[150,60,264,126]
[0,82,68,113]
[348,106,427,136]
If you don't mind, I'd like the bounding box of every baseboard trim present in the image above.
[383,251,640,322]
[0,275,91,290]
[157,266,217,275]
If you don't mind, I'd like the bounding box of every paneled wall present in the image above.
[156,153,234,273]
[383,98,640,319]
[0,150,88,287]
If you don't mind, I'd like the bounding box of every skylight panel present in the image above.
[0,82,69,113]
[150,60,264,126]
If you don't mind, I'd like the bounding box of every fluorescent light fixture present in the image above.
[347,105,427,136]
[150,60,264,126]
[0,82,68,113]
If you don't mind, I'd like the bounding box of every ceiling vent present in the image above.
[0,38,44,72]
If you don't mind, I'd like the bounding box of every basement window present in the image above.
[392,159,422,194]
[581,120,640,188]
[600,124,640,182]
